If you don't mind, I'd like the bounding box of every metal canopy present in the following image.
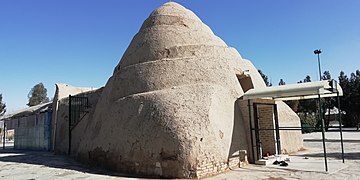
[242,80,343,101]
[242,79,345,172]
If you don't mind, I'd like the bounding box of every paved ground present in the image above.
[0,149,130,180]
[210,131,360,180]
[0,131,359,179]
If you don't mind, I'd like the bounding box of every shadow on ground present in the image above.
[304,139,360,143]
[0,149,143,178]
[295,152,360,160]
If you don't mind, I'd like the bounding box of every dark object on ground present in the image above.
[273,160,280,165]
[279,161,288,167]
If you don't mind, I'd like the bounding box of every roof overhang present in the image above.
[0,101,52,121]
[242,80,343,101]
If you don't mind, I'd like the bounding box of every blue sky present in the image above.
[1,0,359,112]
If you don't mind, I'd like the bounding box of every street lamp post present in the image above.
[314,49,328,171]
[314,49,322,80]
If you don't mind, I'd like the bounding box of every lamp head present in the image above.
[314,49,322,54]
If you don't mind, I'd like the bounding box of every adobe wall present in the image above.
[229,99,253,163]
[51,83,95,151]
[277,101,303,153]
[54,88,103,155]
[70,88,103,155]
[53,97,70,154]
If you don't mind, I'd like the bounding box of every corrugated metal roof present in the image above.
[0,101,52,121]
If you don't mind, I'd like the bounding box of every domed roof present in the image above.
[73,2,302,179]
[147,2,201,22]
[116,2,229,70]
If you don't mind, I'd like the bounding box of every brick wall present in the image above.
[257,105,276,156]
[195,150,248,178]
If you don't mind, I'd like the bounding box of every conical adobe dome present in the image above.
[74,2,302,178]
[115,2,231,69]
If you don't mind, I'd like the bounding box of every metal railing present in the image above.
[68,95,89,154]
[69,96,89,130]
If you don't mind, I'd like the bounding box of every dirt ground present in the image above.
[0,131,359,180]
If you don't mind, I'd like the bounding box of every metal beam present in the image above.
[337,92,345,163]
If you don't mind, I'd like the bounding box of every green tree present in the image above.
[258,69,272,87]
[285,100,299,113]
[278,79,285,86]
[321,71,336,130]
[322,71,331,80]
[298,75,317,113]
[297,75,318,130]
[277,78,298,112]
[337,70,360,127]
[304,75,311,83]
[348,70,360,126]
[0,94,6,116]
[338,71,351,126]
[27,83,50,107]
[338,71,350,107]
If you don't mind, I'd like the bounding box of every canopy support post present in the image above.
[319,94,328,172]
[337,92,345,163]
